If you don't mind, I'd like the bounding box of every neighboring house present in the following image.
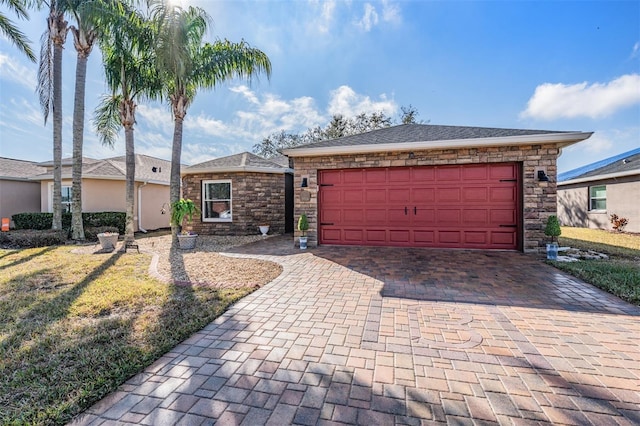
[182,152,293,236]
[282,124,592,252]
[558,148,640,233]
[0,157,47,226]
[32,154,171,232]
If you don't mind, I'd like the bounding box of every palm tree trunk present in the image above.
[71,52,88,240]
[170,112,184,247]
[52,37,63,231]
[124,125,135,243]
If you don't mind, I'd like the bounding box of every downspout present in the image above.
[138,181,148,233]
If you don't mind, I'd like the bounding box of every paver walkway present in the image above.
[72,236,640,425]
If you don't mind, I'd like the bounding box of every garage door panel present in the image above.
[412,188,435,202]
[389,189,410,202]
[365,229,386,242]
[343,170,364,184]
[343,209,364,223]
[321,209,342,223]
[365,169,386,183]
[365,189,387,203]
[342,189,364,204]
[464,231,487,244]
[319,163,519,249]
[491,187,516,203]
[436,167,461,181]
[389,168,411,182]
[462,165,489,180]
[437,188,461,202]
[437,209,461,224]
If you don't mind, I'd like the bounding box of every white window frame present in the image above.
[589,185,606,211]
[202,179,232,222]
[48,182,72,213]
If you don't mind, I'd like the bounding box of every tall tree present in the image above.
[0,0,36,61]
[152,1,271,246]
[37,0,68,231]
[68,0,99,240]
[94,2,159,243]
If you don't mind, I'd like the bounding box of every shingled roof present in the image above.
[559,148,640,184]
[0,157,47,180]
[184,152,291,175]
[282,124,592,156]
[31,154,171,184]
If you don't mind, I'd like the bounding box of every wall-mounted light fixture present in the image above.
[537,170,550,182]
[301,177,308,187]
[408,151,415,159]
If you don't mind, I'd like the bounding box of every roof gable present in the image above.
[184,152,290,174]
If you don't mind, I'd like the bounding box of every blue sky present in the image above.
[0,0,638,172]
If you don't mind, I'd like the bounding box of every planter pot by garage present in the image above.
[546,243,558,260]
[299,236,308,250]
[97,233,119,251]
[259,225,270,236]
[178,234,198,250]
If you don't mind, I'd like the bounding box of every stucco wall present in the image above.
[40,179,169,232]
[182,172,288,236]
[558,176,640,233]
[292,144,561,252]
[0,179,41,226]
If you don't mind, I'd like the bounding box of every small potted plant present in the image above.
[259,223,270,236]
[298,213,309,249]
[171,198,199,250]
[544,215,561,260]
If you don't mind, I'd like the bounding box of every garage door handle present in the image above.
[404,207,408,215]
[414,207,417,215]
[500,179,517,182]
[499,224,517,228]
[321,222,334,226]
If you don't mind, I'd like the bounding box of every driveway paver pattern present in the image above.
[71,236,640,425]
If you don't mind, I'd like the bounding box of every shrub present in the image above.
[0,229,67,248]
[544,215,561,243]
[298,213,309,236]
[11,212,125,234]
[610,214,629,232]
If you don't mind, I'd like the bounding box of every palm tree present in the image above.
[152,2,271,245]
[68,0,100,240]
[37,0,67,231]
[0,0,36,61]
[93,2,159,243]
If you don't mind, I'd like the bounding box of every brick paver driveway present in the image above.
[73,236,640,425]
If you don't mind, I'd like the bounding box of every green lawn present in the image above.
[0,246,269,425]
[554,227,640,306]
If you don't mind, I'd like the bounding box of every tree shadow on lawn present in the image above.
[0,245,57,271]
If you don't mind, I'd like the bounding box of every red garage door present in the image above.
[318,163,520,249]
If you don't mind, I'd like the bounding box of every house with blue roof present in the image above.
[558,147,640,233]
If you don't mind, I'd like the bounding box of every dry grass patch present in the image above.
[0,245,280,425]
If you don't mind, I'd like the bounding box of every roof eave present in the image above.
[29,174,170,185]
[182,166,293,176]
[282,132,594,157]
[558,169,640,186]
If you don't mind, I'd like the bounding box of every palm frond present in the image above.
[37,28,53,122]
[94,94,122,147]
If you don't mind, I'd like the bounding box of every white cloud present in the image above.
[308,0,337,34]
[229,85,260,105]
[328,85,397,117]
[0,52,37,89]
[356,3,379,32]
[631,41,640,59]
[381,0,402,24]
[521,74,640,120]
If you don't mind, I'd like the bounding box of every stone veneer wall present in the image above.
[292,144,561,252]
[182,171,288,236]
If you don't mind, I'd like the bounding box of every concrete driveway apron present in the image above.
[72,237,640,425]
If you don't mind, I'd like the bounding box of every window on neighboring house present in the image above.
[202,180,232,221]
[589,185,606,211]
